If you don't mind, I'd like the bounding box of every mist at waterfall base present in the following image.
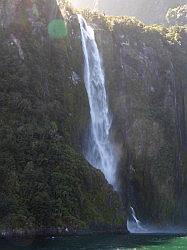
[78,14,118,189]
[128,207,187,235]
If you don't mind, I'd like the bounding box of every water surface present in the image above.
[1,234,187,249]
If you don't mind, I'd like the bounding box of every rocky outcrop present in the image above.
[0,0,59,28]
[0,0,21,27]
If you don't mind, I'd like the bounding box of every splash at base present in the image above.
[127,207,146,234]
[127,207,187,235]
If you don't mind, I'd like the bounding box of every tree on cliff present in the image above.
[166,4,187,25]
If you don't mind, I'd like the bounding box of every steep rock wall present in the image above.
[88,15,187,225]
[0,0,125,232]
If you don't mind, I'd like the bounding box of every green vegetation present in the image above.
[0,131,123,229]
[0,9,124,231]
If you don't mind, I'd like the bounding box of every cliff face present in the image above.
[71,11,187,225]
[0,0,59,29]
[0,0,125,232]
[92,17,187,224]
[74,9,187,228]
[0,0,187,232]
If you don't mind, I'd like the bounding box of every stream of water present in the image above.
[78,15,118,188]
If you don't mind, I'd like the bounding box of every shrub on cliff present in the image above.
[166,4,187,26]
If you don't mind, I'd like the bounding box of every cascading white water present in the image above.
[78,15,117,188]
[127,206,187,234]
[131,207,142,227]
[127,206,145,233]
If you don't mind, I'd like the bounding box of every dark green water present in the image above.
[1,234,187,249]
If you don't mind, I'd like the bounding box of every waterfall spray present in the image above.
[127,206,144,233]
[130,207,142,228]
[78,15,118,189]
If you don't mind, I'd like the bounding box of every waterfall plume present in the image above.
[78,14,118,189]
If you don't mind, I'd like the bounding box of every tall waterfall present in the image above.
[78,15,117,188]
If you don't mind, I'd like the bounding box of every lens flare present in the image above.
[48,19,68,39]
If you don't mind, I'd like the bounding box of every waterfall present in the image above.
[130,207,142,228]
[127,207,144,233]
[78,15,117,188]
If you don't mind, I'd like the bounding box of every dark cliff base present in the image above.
[0,227,128,240]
